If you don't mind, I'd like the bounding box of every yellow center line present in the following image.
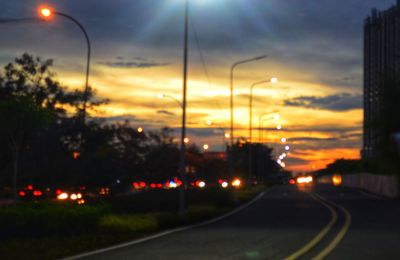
[311,193,352,260]
[284,193,338,260]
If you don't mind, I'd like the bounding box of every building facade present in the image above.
[363,0,400,158]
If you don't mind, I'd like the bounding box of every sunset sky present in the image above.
[0,0,396,173]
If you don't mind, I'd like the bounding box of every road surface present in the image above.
[69,184,400,260]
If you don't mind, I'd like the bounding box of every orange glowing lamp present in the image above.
[332,174,342,186]
[231,178,241,188]
[39,6,54,19]
[72,151,80,160]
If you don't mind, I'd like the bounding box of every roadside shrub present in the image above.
[155,212,182,229]
[108,190,180,214]
[99,214,158,233]
[186,205,220,223]
[234,186,266,203]
[108,188,237,214]
[0,202,108,238]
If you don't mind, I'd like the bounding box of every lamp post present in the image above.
[178,0,189,216]
[229,55,267,147]
[248,78,277,182]
[229,55,267,178]
[206,120,230,150]
[258,113,280,143]
[158,93,183,108]
[39,7,91,126]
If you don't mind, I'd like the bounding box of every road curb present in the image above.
[63,190,267,260]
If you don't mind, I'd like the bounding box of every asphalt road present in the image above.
[70,184,400,260]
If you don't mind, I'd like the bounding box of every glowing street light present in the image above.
[248,77,278,181]
[259,112,280,143]
[277,125,282,130]
[229,54,267,179]
[184,137,190,144]
[203,144,209,151]
[137,127,143,133]
[230,54,267,146]
[249,77,278,144]
[40,7,52,18]
[285,145,290,151]
[38,5,91,134]
[270,77,279,84]
[281,137,287,143]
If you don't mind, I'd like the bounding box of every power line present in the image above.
[189,13,223,111]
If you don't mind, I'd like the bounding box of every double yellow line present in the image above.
[285,193,352,260]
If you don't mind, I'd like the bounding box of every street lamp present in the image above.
[157,93,183,108]
[179,0,189,215]
[229,55,267,146]
[249,78,278,143]
[38,6,91,126]
[205,120,229,150]
[248,77,278,182]
[229,54,267,178]
[258,112,280,143]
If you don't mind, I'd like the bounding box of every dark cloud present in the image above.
[282,132,362,151]
[284,125,362,134]
[289,137,339,142]
[0,0,396,78]
[283,93,362,111]
[285,157,309,165]
[97,57,170,69]
[100,115,138,123]
[156,110,175,116]
[166,127,218,138]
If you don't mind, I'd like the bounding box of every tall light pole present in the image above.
[248,78,277,182]
[258,112,280,142]
[39,6,91,126]
[206,120,230,152]
[249,78,278,144]
[229,55,267,178]
[257,112,279,182]
[179,0,189,215]
[158,93,183,108]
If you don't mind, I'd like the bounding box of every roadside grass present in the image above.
[0,186,266,260]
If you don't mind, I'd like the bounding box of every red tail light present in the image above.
[33,190,42,196]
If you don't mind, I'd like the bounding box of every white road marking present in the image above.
[63,191,267,260]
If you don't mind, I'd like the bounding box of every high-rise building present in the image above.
[363,0,400,158]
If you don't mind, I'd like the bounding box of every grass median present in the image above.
[0,186,267,260]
